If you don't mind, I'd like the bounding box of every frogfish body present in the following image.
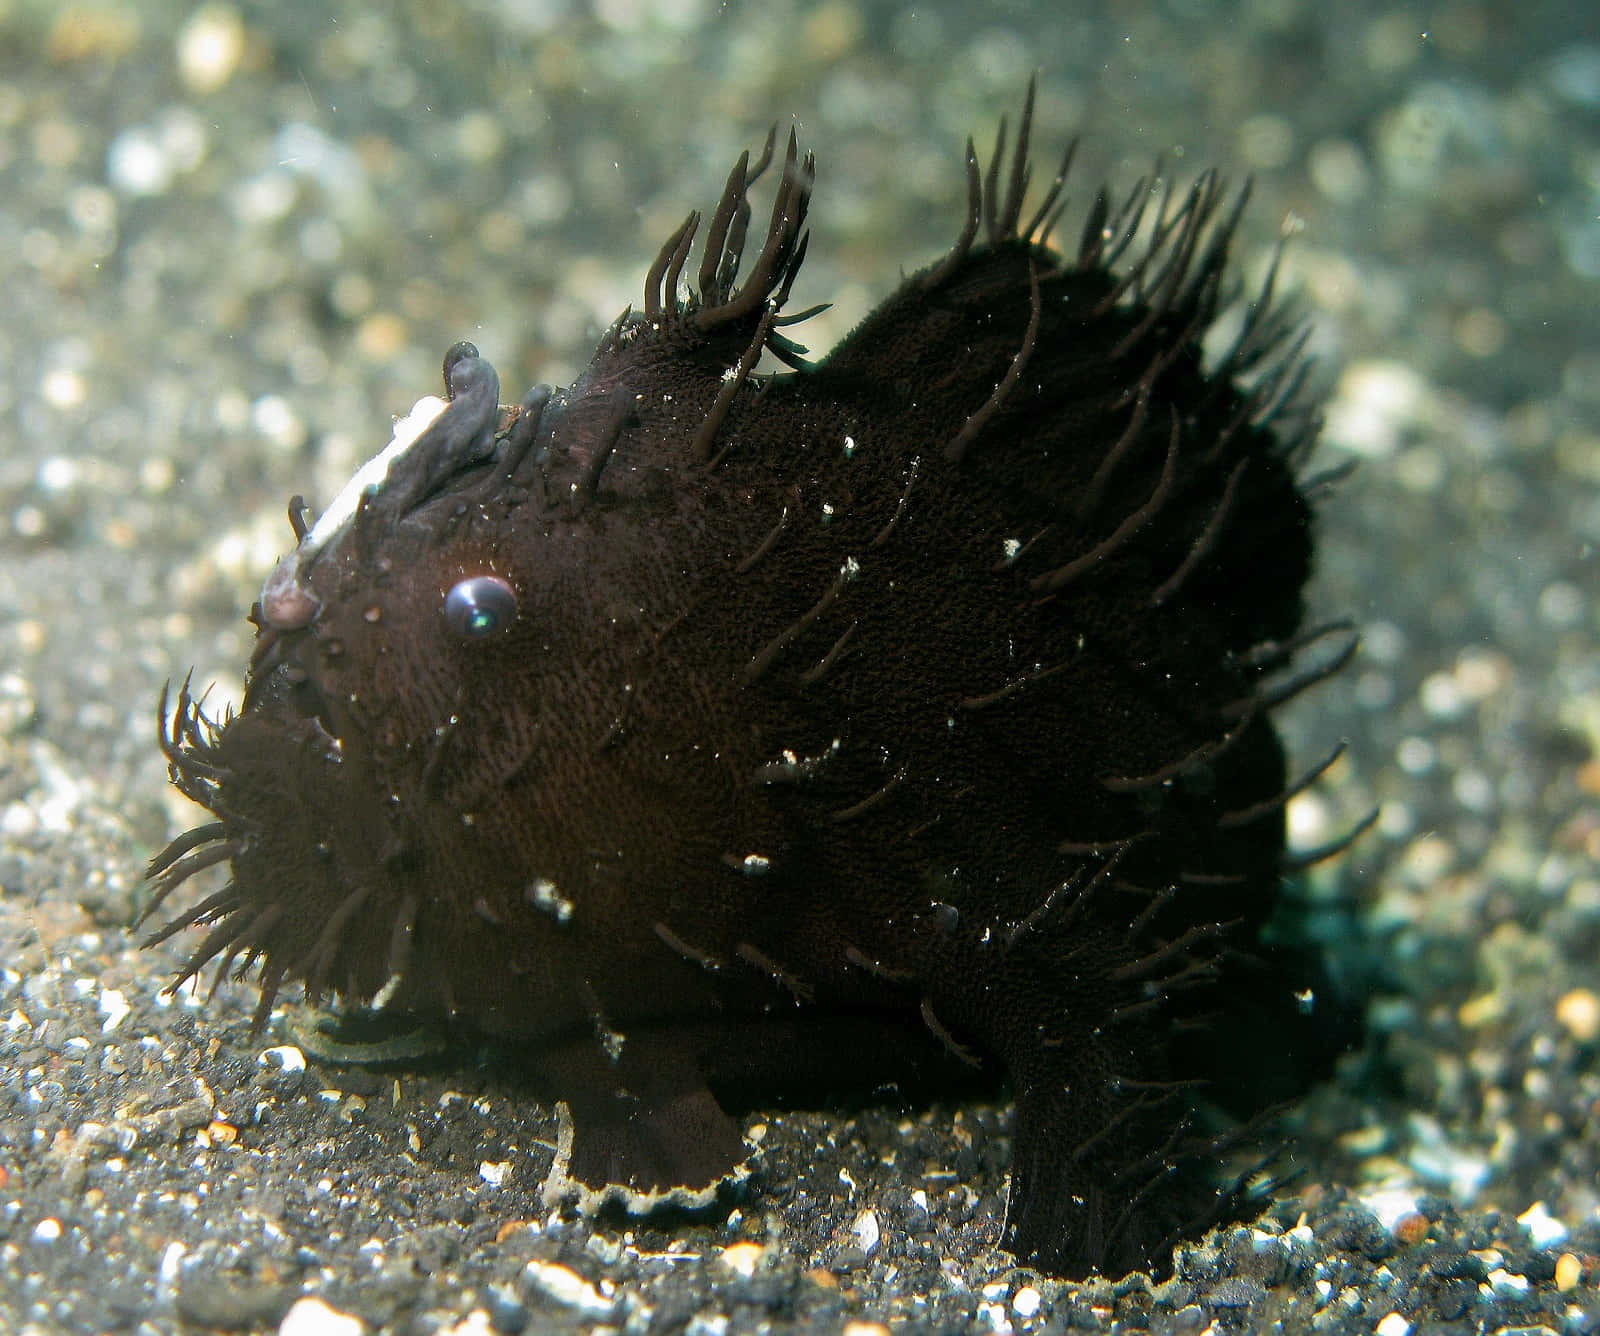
[147,85,1354,1277]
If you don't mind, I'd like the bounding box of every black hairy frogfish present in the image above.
[146,84,1359,1278]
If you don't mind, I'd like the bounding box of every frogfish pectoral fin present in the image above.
[536,1036,750,1214]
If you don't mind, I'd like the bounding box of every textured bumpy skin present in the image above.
[146,85,1355,1277]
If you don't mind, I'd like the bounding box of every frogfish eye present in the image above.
[443,575,518,640]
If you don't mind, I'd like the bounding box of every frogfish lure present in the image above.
[146,81,1361,1277]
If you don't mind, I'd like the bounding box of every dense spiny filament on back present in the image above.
[1299,457,1359,500]
[1202,239,1289,404]
[1235,618,1355,675]
[735,942,813,1003]
[735,501,791,573]
[1022,136,1079,247]
[1108,1073,1211,1096]
[959,657,1070,711]
[1107,179,1232,363]
[870,456,920,548]
[691,304,778,463]
[1101,706,1256,794]
[986,76,1033,245]
[1246,327,1316,431]
[497,384,552,483]
[923,79,1075,288]
[1005,865,1089,949]
[1223,631,1359,720]
[1107,1118,1191,1197]
[1143,956,1226,1002]
[1077,172,1153,277]
[1283,806,1381,872]
[1150,457,1249,607]
[571,397,632,514]
[1106,994,1168,1028]
[654,921,723,973]
[195,912,277,999]
[1179,869,1248,886]
[698,147,752,300]
[1076,377,1154,523]
[1010,845,1133,946]
[695,131,812,333]
[827,763,907,823]
[1092,173,1186,317]
[663,213,699,313]
[1109,921,1230,984]
[920,997,982,1067]
[944,263,1042,465]
[1058,834,1141,857]
[799,621,856,685]
[1075,187,1112,272]
[920,137,982,290]
[701,127,777,302]
[843,945,916,983]
[1031,411,1180,594]
[772,301,831,329]
[644,211,699,319]
[1122,886,1177,944]
[1219,740,1348,829]
[743,563,852,682]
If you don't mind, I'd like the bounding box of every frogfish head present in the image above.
[146,133,819,1040]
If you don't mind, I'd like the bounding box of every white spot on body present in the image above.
[527,877,574,924]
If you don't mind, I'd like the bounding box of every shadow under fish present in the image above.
[143,80,1366,1279]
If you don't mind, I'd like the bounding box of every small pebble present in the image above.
[1485,1268,1530,1296]
[852,1207,881,1257]
[1392,1212,1430,1245]
[719,1241,764,1278]
[278,1296,364,1336]
[1516,1201,1568,1248]
[519,1261,611,1317]
[177,5,246,95]
[1554,988,1600,1043]
[106,127,172,197]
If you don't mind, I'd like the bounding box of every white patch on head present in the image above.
[302,394,450,557]
[256,394,452,629]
